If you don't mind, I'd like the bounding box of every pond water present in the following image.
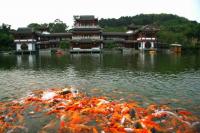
[0,52,200,116]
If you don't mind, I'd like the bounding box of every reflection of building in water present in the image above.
[17,55,36,67]
[138,52,145,68]
[17,55,22,66]
[170,52,181,65]
[149,52,156,68]
[70,54,101,72]
[28,55,34,67]
[70,54,101,63]
[137,52,156,69]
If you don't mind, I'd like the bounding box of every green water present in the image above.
[0,52,200,116]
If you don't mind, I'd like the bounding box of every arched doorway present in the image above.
[145,41,151,49]
[21,43,28,50]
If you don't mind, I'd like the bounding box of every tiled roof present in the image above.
[17,27,33,33]
[71,27,102,31]
[37,32,72,37]
[74,15,96,20]
[71,31,102,34]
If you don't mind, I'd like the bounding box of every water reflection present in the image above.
[17,55,36,68]
[0,52,200,115]
[0,52,200,73]
[137,52,156,70]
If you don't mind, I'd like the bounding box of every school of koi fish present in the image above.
[0,87,199,133]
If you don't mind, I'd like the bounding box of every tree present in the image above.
[27,23,42,31]
[0,23,11,33]
[59,40,70,49]
[0,23,14,51]
[28,19,68,33]
[104,41,116,49]
[48,19,68,33]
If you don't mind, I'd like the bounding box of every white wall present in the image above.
[28,43,36,51]
[151,42,154,48]
[16,44,21,51]
[28,43,32,51]
[139,41,155,50]
[16,43,36,51]
[139,42,145,50]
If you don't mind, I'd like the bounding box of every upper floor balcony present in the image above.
[73,25,100,29]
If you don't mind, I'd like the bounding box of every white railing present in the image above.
[72,36,101,40]
[137,37,156,41]
[14,39,36,42]
[73,25,99,28]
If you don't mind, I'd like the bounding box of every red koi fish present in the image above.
[177,110,192,116]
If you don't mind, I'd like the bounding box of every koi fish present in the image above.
[41,120,57,130]
[59,120,65,128]
[0,87,199,133]
[93,127,98,133]
[42,92,57,100]
[177,110,192,116]
[16,113,24,124]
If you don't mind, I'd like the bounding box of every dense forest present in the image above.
[0,14,200,51]
[99,14,200,48]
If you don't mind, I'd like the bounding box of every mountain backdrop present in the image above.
[99,14,200,48]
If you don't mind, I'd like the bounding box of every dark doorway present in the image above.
[145,41,151,49]
[21,43,28,50]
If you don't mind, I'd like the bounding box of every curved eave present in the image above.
[37,33,72,37]
[102,32,129,36]
[71,31,102,34]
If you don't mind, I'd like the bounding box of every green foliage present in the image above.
[28,23,42,31]
[48,19,68,33]
[157,31,187,45]
[59,40,70,49]
[99,14,189,27]
[103,26,127,32]
[104,41,116,49]
[28,19,68,33]
[0,24,14,51]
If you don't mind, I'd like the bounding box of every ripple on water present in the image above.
[0,53,200,116]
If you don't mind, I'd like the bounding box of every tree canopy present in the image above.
[0,24,14,51]
[28,19,68,33]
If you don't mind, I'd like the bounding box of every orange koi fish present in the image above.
[177,110,192,116]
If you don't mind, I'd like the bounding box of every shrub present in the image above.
[59,40,70,49]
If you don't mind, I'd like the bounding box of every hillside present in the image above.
[99,14,200,47]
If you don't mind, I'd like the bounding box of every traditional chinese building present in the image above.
[70,15,103,53]
[12,28,38,54]
[12,15,159,54]
[136,25,159,50]
[36,32,71,49]
[102,24,159,50]
[12,29,72,54]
